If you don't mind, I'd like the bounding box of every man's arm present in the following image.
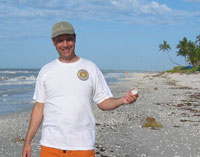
[22,102,44,157]
[97,90,138,111]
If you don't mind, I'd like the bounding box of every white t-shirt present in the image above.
[33,58,113,150]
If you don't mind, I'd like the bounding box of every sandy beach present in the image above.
[0,72,200,157]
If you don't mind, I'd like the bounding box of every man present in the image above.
[22,21,138,157]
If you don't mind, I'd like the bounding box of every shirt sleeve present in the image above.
[92,66,113,104]
[33,69,46,103]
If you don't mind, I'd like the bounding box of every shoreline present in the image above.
[0,72,200,157]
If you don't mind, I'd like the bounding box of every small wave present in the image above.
[0,75,36,85]
[20,75,36,81]
[104,72,124,78]
[0,76,9,81]
[0,75,36,81]
[0,70,35,74]
[0,69,39,73]
[1,98,7,102]
[0,81,36,86]
[0,88,31,94]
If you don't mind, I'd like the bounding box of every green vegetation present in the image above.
[159,34,200,73]
[166,65,200,73]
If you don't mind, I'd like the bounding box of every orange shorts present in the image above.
[40,145,95,157]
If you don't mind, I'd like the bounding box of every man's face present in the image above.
[52,34,76,62]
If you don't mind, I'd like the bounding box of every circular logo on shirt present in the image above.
[77,69,89,81]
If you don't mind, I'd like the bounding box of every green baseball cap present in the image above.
[52,21,75,38]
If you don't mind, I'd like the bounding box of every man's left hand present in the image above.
[121,90,138,104]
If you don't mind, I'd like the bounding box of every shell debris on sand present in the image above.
[12,136,25,144]
[142,117,163,130]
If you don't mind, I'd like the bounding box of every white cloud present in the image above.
[0,0,199,38]
[0,0,172,19]
[140,1,171,15]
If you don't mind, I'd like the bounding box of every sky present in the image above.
[0,0,200,71]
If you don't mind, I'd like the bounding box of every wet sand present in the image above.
[0,72,200,157]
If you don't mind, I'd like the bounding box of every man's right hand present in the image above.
[22,142,32,157]
[22,102,44,157]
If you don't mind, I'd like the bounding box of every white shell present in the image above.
[131,89,138,95]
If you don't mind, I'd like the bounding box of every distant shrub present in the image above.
[180,65,193,70]
[166,65,200,73]
[188,65,200,73]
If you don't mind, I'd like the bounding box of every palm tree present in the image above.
[159,40,181,66]
[195,35,200,45]
[176,37,189,65]
[195,35,200,66]
[196,48,200,66]
[176,35,200,67]
[187,41,200,66]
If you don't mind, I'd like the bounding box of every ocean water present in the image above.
[0,69,128,115]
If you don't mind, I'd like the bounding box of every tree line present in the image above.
[159,35,200,67]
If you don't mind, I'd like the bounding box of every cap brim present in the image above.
[52,30,75,38]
